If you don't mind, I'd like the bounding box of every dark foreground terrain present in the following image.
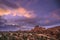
[0,26,60,40]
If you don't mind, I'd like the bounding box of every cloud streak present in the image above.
[0,8,11,16]
[0,8,36,18]
[0,0,60,27]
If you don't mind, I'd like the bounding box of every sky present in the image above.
[0,0,60,29]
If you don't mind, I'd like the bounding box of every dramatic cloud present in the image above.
[15,8,36,18]
[0,0,19,8]
[50,9,60,20]
[0,8,36,19]
[0,0,60,27]
[0,8,11,16]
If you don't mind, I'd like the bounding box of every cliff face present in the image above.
[47,26,60,39]
[31,26,60,40]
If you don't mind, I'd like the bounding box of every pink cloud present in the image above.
[0,7,36,18]
[15,7,36,18]
[50,9,60,20]
[0,8,11,16]
[45,20,50,24]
